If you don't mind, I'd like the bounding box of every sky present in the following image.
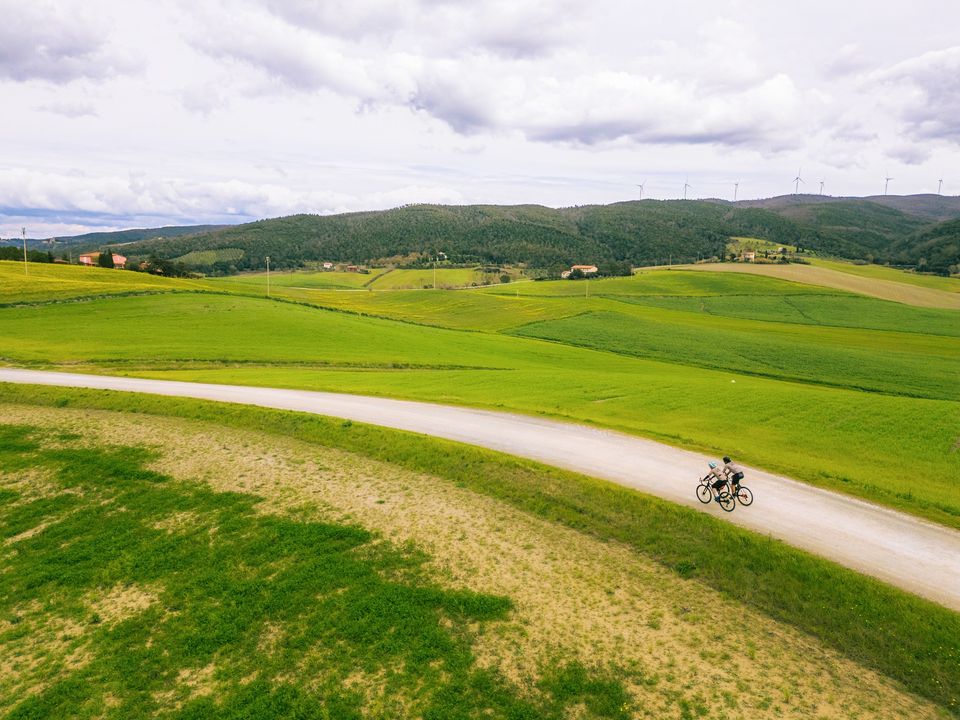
[2,0,959,238]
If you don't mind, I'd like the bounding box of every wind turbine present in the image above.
[733,181,740,202]
[938,178,944,195]
[792,168,804,194]
[819,180,825,195]
[636,181,646,200]
[683,177,692,200]
[884,175,894,195]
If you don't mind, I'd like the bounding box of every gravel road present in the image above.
[3,368,958,612]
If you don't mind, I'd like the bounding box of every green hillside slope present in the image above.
[114,198,960,274]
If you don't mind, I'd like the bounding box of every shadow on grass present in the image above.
[0,425,630,719]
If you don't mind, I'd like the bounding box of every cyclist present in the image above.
[707,461,728,500]
[723,456,745,489]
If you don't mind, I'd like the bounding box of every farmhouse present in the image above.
[561,264,599,279]
[322,262,334,270]
[79,252,127,269]
[741,251,756,262]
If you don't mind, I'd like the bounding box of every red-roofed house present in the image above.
[561,264,599,279]
[79,252,127,269]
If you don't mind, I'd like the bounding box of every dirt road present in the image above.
[3,368,959,612]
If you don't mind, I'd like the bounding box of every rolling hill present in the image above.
[10,196,960,275]
[111,198,960,275]
[0,224,227,252]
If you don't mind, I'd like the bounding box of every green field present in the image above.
[367,268,511,290]
[1,391,956,717]
[678,262,960,309]
[173,247,245,266]
[486,269,823,298]
[3,261,960,717]
[269,285,573,331]
[209,268,385,290]
[0,261,198,304]
[810,258,960,292]
[512,307,960,400]
[1,267,958,525]
[0,413,633,719]
[727,236,798,255]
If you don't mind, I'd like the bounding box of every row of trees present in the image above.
[0,247,56,263]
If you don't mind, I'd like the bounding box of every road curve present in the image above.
[2,367,959,612]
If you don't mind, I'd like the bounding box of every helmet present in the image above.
[722,456,731,464]
[708,462,718,469]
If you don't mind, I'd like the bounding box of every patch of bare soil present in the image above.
[153,662,217,710]
[0,407,947,719]
[89,584,160,625]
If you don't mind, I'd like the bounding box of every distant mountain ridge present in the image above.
[734,193,960,223]
[0,225,227,251]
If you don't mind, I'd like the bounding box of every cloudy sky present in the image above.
[2,0,959,237]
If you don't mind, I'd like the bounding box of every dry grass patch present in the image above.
[89,584,160,626]
[0,405,947,719]
[0,581,160,710]
[680,263,960,309]
[152,662,218,710]
[0,608,90,707]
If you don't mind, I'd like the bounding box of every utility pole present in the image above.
[265,256,271,297]
[433,254,437,290]
[22,227,28,275]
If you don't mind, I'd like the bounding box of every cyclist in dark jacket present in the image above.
[723,456,745,487]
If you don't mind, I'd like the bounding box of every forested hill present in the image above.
[0,224,228,252]
[112,198,960,274]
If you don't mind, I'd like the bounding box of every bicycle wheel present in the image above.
[717,491,735,512]
[696,484,712,504]
[735,486,754,506]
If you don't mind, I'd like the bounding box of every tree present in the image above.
[98,250,115,268]
[499,274,511,283]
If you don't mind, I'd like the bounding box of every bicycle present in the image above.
[696,474,735,512]
[730,482,754,507]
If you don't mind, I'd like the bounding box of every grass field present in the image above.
[486,269,819,298]
[2,261,959,717]
[809,258,960,292]
[1,394,956,717]
[512,307,960,400]
[173,248,244,266]
[615,293,960,337]
[1,280,958,525]
[0,261,197,304]
[678,262,960,309]
[367,268,512,290]
[268,285,576,331]
[727,236,797,255]
[209,268,386,290]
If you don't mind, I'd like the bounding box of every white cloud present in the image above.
[36,100,99,118]
[183,5,810,153]
[0,0,138,83]
[872,46,960,142]
[4,0,960,236]
[0,168,465,237]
